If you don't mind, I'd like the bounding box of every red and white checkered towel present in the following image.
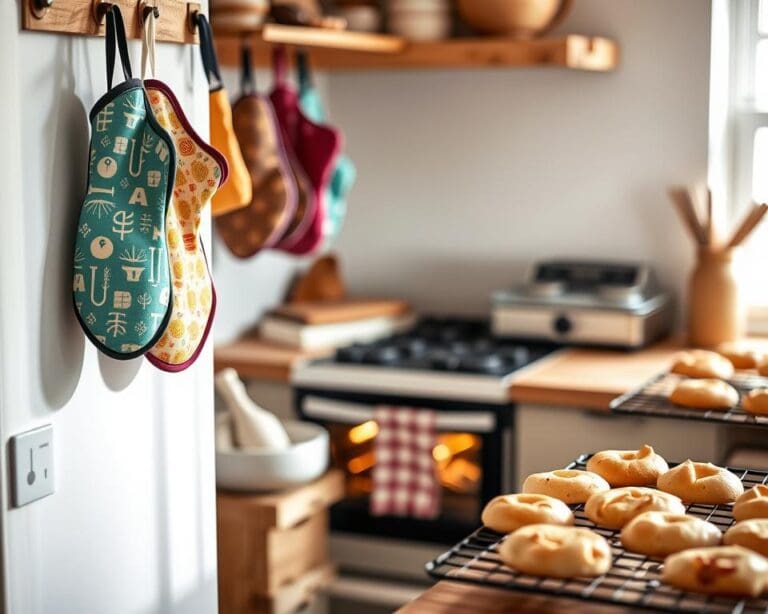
[370,406,440,519]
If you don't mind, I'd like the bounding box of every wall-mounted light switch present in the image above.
[10,425,54,507]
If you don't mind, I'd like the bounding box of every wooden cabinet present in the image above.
[217,471,344,614]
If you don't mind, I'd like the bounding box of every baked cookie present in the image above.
[522,469,610,504]
[743,389,768,416]
[670,350,735,379]
[669,378,739,410]
[661,545,768,597]
[657,460,744,504]
[733,485,768,521]
[758,359,768,377]
[586,444,669,487]
[724,519,768,557]
[717,342,763,370]
[620,511,721,557]
[498,524,612,578]
[481,493,574,534]
[584,487,685,529]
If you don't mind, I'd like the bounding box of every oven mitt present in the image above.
[140,11,227,372]
[215,45,297,258]
[197,14,252,217]
[270,47,341,256]
[297,52,356,247]
[275,139,315,252]
[72,6,174,360]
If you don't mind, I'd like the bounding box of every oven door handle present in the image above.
[301,396,497,433]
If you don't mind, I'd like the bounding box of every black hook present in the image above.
[141,3,159,23]
[188,3,202,34]
[30,0,53,19]
[93,0,114,24]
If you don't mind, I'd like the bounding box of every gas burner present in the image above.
[429,350,463,372]
[331,318,550,374]
[497,346,530,367]
[362,345,405,366]
[296,317,558,403]
[460,353,507,375]
[336,344,369,364]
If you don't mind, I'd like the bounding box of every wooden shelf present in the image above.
[215,23,405,54]
[262,23,405,53]
[215,33,618,72]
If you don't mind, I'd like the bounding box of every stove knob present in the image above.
[553,314,572,335]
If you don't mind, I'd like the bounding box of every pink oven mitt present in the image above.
[269,47,341,255]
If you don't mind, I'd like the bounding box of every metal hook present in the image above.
[187,2,201,34]
[140,2,159,24]
[93,0,113,25]
[30,0,53,20]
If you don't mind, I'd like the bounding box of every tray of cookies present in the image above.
[610,348,768,427]
[426,447,768,613]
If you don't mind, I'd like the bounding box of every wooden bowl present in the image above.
[456,0,573,37]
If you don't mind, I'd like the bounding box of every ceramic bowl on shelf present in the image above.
[456,0,572,37]
[211,0,270,33]
[337,3,383,32]
[388,0,452,42]
[215,414,329,492]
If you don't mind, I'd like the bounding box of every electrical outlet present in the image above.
[10,425,54,507]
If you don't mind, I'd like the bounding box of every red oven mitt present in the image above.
[270,47,341,255]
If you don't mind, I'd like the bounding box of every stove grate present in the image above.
[425,455,768,613]
[610,371,768,428]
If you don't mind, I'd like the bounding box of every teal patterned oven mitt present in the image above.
[72,6,175,360]
[297,52,356,247]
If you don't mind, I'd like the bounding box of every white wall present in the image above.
[213,0,711,341]
[0,5,218,613]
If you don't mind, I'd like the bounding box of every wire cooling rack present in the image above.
[425,454,768,613]
[610,371,768,428]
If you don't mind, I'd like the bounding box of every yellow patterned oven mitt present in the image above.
[141,12,228,372]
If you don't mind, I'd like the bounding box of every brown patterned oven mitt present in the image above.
[215,46,296,258]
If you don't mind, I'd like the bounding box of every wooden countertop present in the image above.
[213,336,329,382]
[214,336,685,410]
[397,581,627,613]
[507,339,683,410]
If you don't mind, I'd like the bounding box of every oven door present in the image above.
[295,389,512,544]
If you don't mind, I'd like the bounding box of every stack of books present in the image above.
[259,300,415,350]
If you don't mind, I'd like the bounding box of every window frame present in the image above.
[713,0,768,326]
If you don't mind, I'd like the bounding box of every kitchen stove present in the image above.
[292,318,559,545]
[293,317,557,403]
[291,318,559,607]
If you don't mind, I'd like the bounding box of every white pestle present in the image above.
[214,412,234,451]
[215,368,291,451]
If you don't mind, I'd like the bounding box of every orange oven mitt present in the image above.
[197,14,251,217]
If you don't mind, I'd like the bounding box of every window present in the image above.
[720,0,768,315]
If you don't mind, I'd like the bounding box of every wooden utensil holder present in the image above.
[688,248,745,347]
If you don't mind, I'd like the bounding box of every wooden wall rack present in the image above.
[22,0,200,44]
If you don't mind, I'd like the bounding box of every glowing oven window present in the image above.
[329,421,482,521]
